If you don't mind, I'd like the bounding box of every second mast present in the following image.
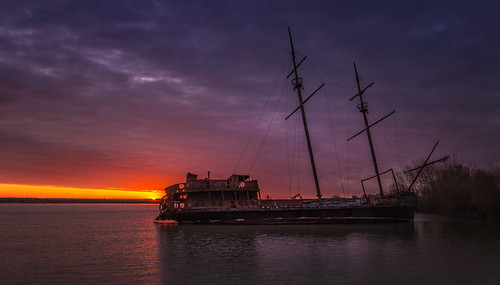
[287,27,322,199]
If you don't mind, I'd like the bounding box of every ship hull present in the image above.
[155,205,414,225]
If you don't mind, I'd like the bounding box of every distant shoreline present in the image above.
[0,198,160,204]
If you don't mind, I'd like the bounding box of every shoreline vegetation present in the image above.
[397,158,500,221]
[0,198,159,204]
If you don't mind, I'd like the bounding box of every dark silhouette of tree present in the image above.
[397,158,500,220]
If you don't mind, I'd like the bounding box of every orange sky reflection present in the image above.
[0,184,164,199]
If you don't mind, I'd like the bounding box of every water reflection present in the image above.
[411,214,500,284]
[0,204,160,284]
[156,223,416,285]
[3,205,498,284]
[157,224,260,284]
[156,216,500,285]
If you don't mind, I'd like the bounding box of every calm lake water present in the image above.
[1,204,499,284]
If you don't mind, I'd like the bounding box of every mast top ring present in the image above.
[291,77,303,90]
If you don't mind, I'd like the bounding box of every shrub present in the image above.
[397,159,500,220]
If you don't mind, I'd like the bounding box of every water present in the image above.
[1,204,499,284]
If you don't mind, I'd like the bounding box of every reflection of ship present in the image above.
[155,28,421,225]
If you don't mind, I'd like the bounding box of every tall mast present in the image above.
[288,27,322,199]
[352,63,384,196]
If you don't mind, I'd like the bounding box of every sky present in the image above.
[1,0,499,199]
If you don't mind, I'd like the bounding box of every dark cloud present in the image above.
[0,0,499,197]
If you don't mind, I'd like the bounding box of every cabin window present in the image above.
[174,202,185,208]
[173,193,188,201]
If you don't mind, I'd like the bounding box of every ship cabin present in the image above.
[162,172,261,210]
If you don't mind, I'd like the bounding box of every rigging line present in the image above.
[306,60,347,196]
[366,110,399,164]
[322,77,352,91]
[360,77,437,169]
[248,74,287,174]
[233,54,291,173]
[286,83,299,194]
[292,107,301,194]
[296,121,302,195]
[304,58,325,82]
[287,111,300,194]
[393,113,403,167]
[396,110,434,142]
[369,81,396,110]
[287,107,300,194]
[306,55,354,77]
[298,65,352,91]
[296,56,352,91]
[370,82,433,143]
[323,85,346,196]
[358,75,432,166]
[285,81,292,193]
[346,78,357,197]
[208,171,224,179]
[294,110,301,194]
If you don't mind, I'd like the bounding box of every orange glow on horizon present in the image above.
[0,184,164,199]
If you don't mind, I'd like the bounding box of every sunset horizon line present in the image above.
[0,183,165,199]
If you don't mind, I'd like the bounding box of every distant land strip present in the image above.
[0,198,160,204]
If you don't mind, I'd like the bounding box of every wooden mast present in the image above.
[352,63,384,196]
[287,27,322,199]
